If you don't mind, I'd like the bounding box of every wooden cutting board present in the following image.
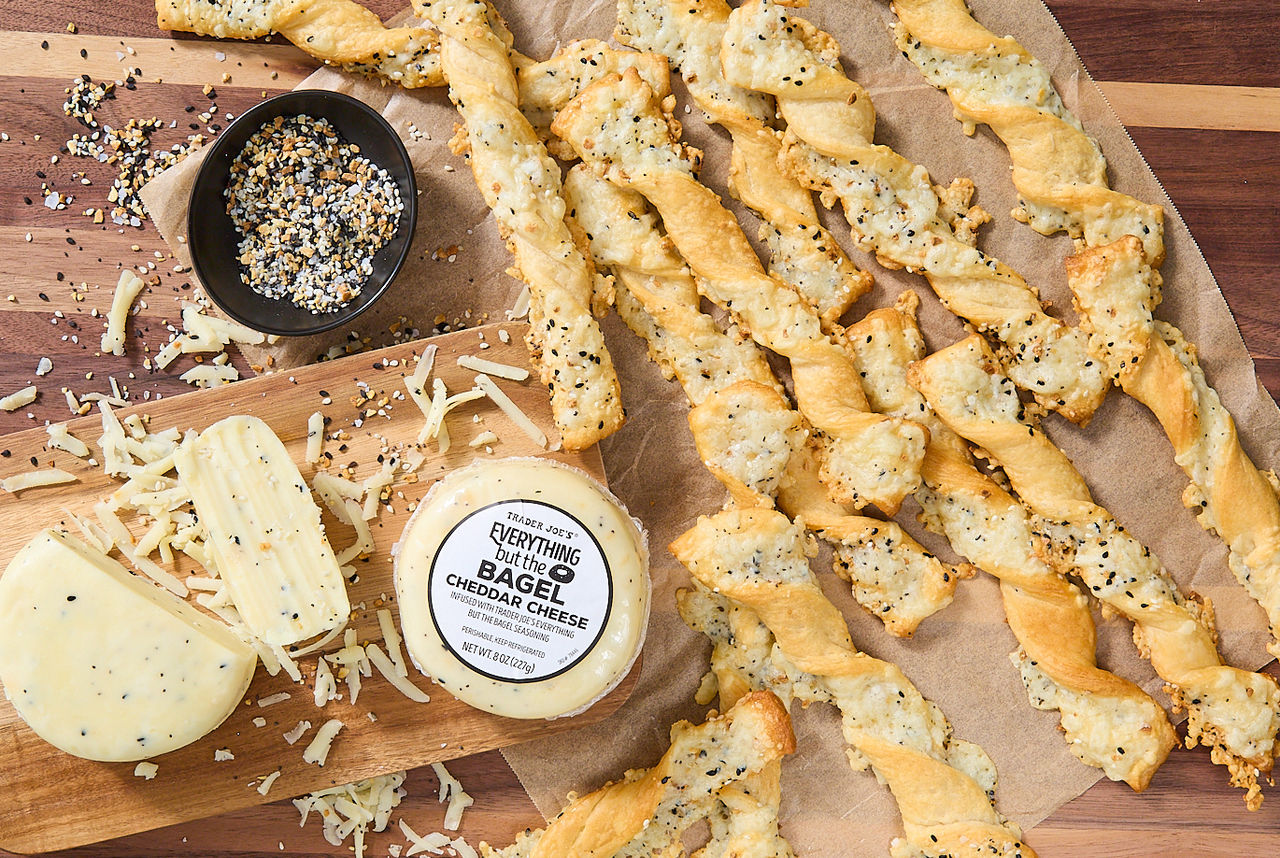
[0,321,640,854]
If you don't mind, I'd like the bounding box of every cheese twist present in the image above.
[894,0,1280,664]
[566,165,959,635]
[616,0,872,329]
[553,69,926,514]
[156,0,443,87]
[414,0,624,450]
[1069,238,1280,659]
[478,690,796,858]
[719,0,1108,424]
[910,334,1280,808]
[672,508,1035,858]
[889,0,1163,264]
[849,294,1174,789]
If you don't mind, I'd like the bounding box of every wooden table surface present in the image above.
[1,1,1278,855]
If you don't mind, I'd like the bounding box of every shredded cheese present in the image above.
[295,771,406,858]
[431,762,473,831]
[179,364,239,388]
[367,642,430,703]
[46,423,90,458]
[1,468,77,494]
[376,608,410,678]
[257,691,292,707]
[134,761,159,780]
[306,411,326,464]
[456,354,529,381]
[0,385,37,411]
[473,374,547,448]
[302,718,344,766]
[101,270,146,356]
[284,720,313,745]
[257,770,282,795]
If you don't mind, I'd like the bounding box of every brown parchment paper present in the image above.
[140,0,1280,853]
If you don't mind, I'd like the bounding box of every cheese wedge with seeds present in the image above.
[0,529,256,761]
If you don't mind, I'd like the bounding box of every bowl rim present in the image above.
[186,89,418,337]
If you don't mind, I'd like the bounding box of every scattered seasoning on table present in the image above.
[225,114,402,314]
[62,75,209,227]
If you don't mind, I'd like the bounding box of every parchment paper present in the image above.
[140,0,1280,853]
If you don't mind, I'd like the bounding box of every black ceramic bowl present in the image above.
[187,90,417,337]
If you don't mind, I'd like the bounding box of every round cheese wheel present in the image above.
[394,458,649,719]
[0,530,257,761]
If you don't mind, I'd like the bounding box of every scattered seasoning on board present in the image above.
[225,114,402,314]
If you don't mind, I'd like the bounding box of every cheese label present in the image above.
[428,499,612,683]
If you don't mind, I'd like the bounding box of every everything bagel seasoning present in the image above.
[226,114,402,314]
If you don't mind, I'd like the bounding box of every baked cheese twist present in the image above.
[514,40,673,160]
[414,0,624,450]
[893,0,1280,661]
[616,0,872,328]
[673,508,1036,858]
[910,334,1280,809]
[888,0,1163,264]
[565,165,961,633]
[552,68,926,513]
[478,690,796,858]
[719,0,1108,424]
[1070,239,1280,658]
[155,0,443,87]
[849,292,1174,789]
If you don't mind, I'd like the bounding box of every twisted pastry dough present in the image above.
[563,165,782,411]
[672,508,1035,858]
[479,690,796,858]
[615,0,872,328]
[888,0,1163,264]
[893,0,1280,662]
[552,68,926,513]
[413,0,624,450]
[566,165,960,632]
[1070,239,1280,658]
[156,0,442,87]
[719,0,1108,424]
[847,292,1174,789]
[910,334,1280,808]
[514,40,672,159]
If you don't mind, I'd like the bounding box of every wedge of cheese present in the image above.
[0,530,257,761]
[174,415,350,645]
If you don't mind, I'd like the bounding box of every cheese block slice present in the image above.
[174,415,349,645]
[395,458,649,719]
[0,529,257,761]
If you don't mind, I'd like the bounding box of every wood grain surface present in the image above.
[0,322,640,854]
[0,0,1277,856]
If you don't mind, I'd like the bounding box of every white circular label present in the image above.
[428,499,613,683]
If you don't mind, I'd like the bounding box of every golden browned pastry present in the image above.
[893,0,1280,666]
[565,164,961,634]
[889,0,1163,263]
[672,508,1036,858]
[478,690,796,858]
[552,68,926,514]
[719,0,1108,424]
[514,39,672,159]
[849,292,1175,789]
[155,0,443,87]
[413,0,624,450]
[615,0,872,328]
[1070,238,1280,658]
[910,333,1280,808]
[562,165,783,411]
